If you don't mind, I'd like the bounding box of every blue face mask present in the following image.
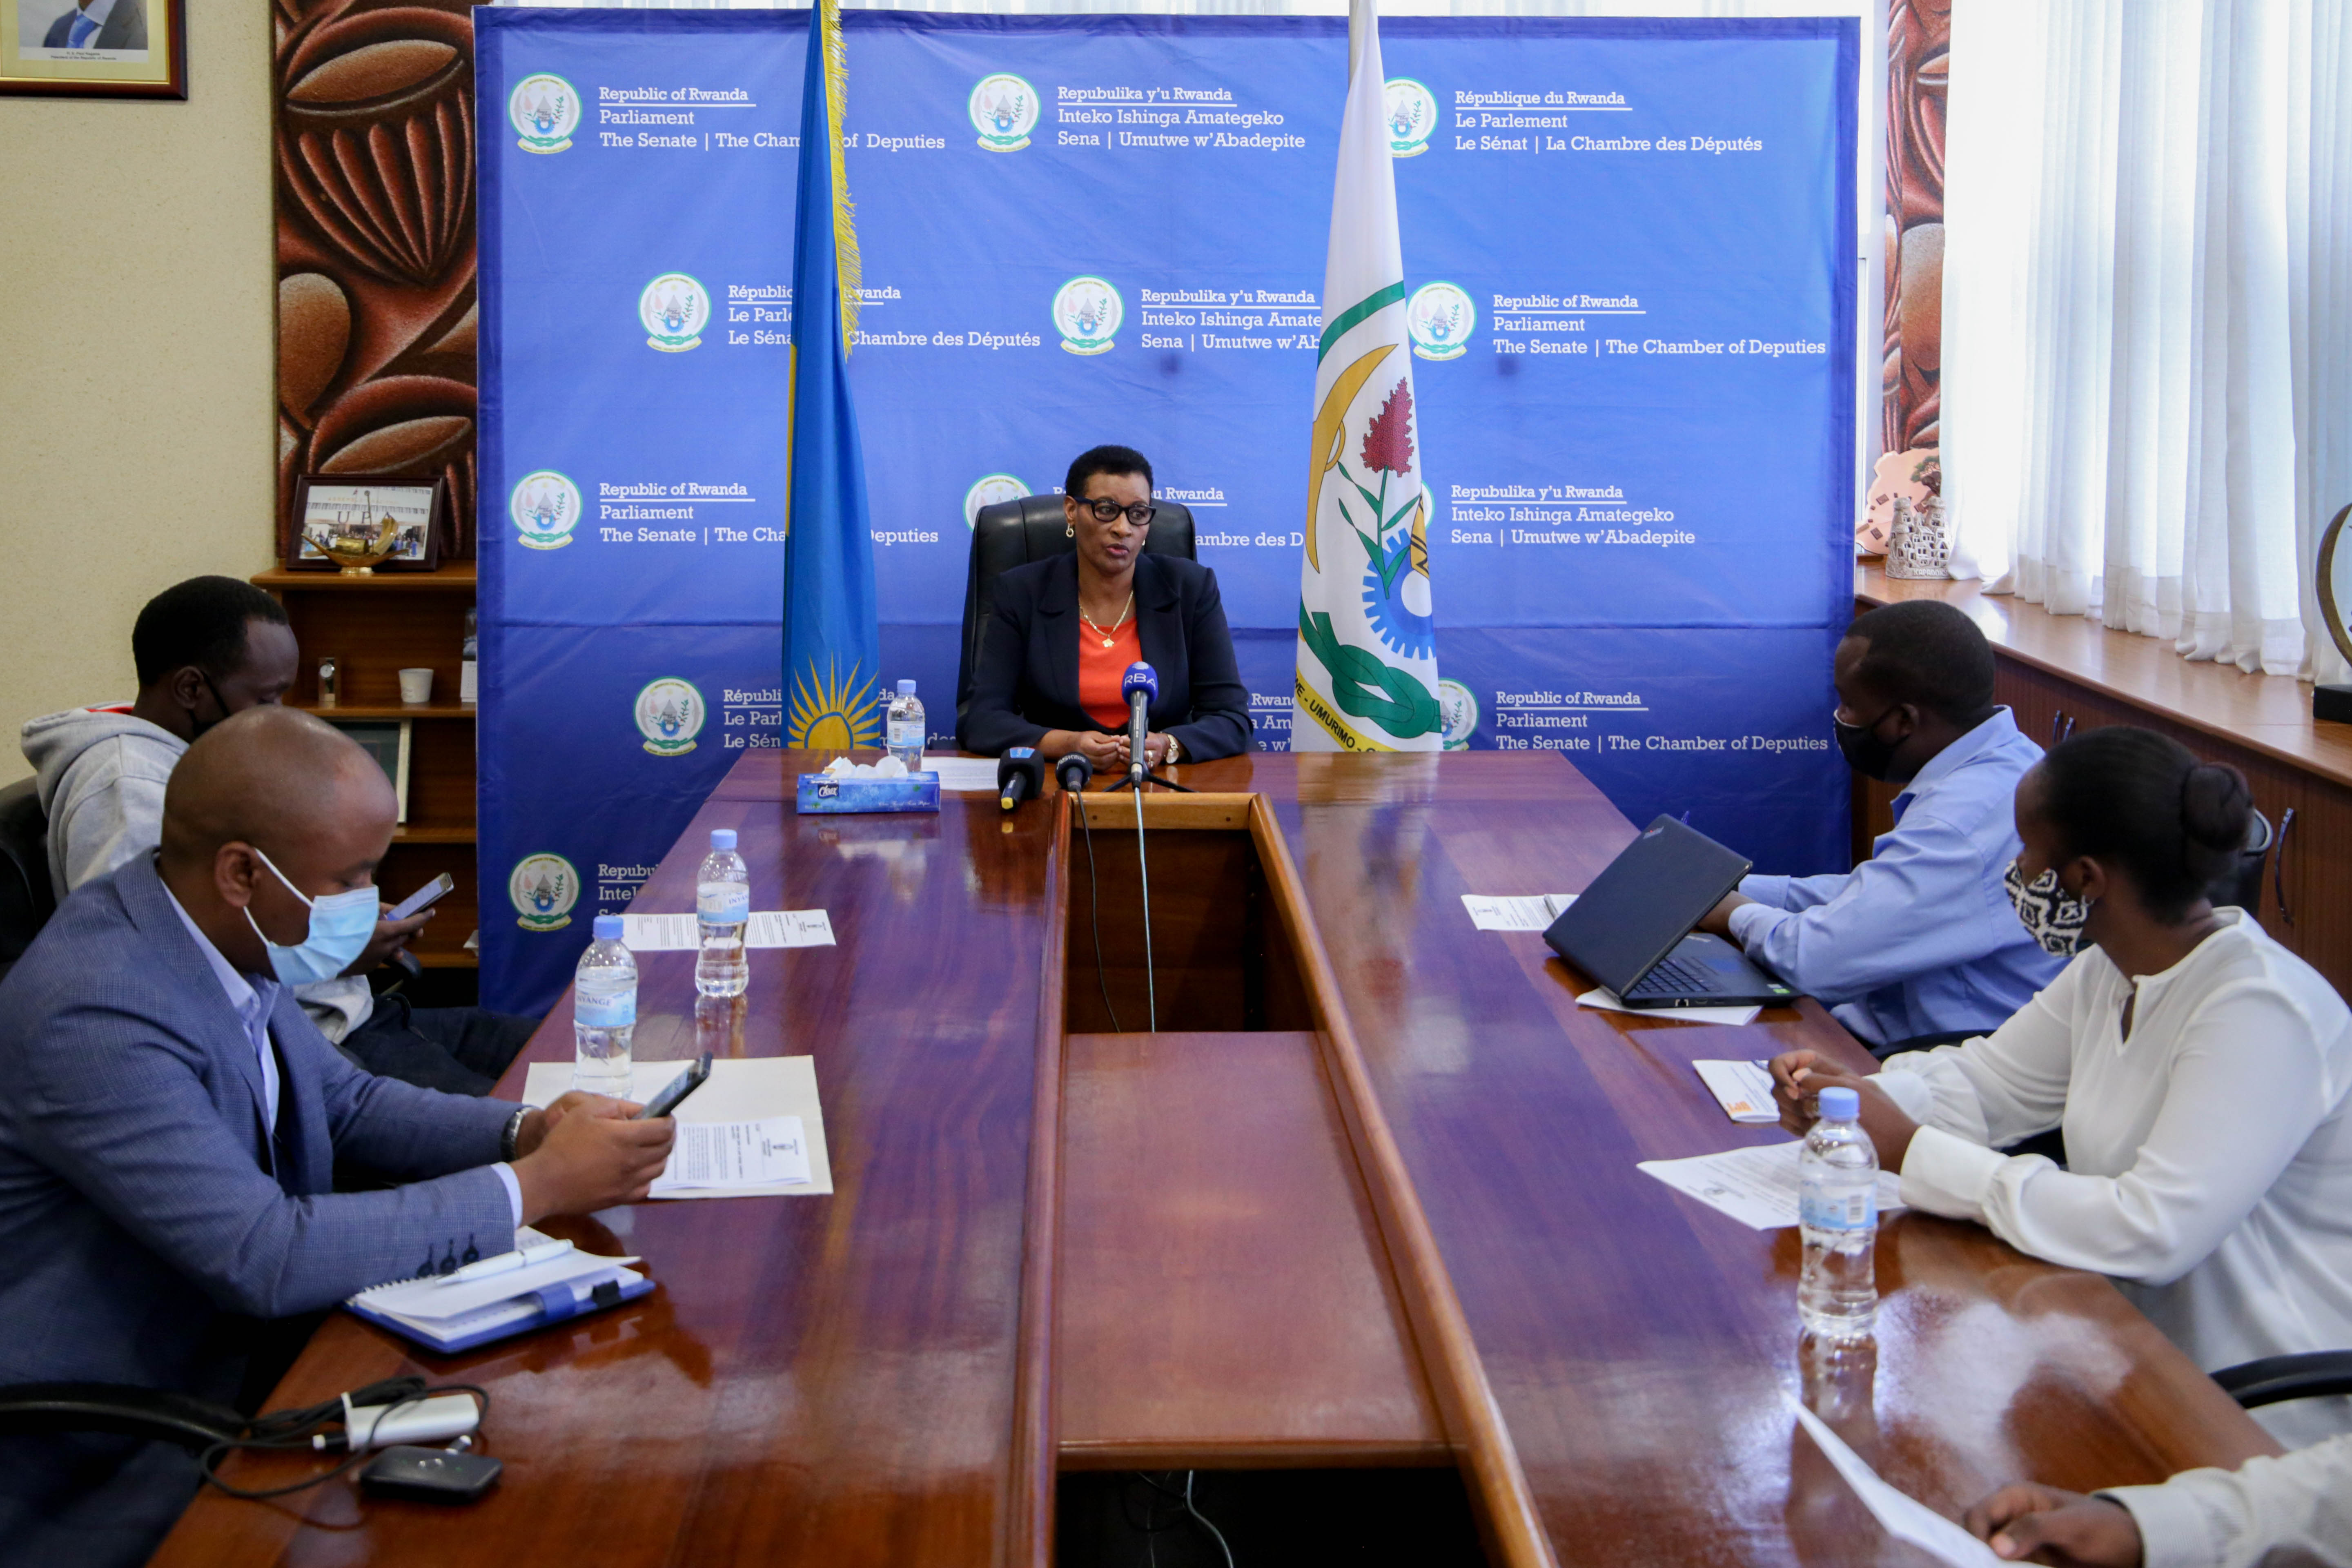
[243,846,379,986]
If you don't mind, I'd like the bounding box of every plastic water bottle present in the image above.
[695,827,750,998]
[1798,1085,1879,1342]
[886,679,924,772]
[572,914,636,1096]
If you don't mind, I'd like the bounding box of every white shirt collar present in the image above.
[162,877,265,1020]
[74,0,119,28]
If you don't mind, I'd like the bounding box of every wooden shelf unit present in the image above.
[255,566,480,970]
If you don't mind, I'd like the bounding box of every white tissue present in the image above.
[819,755,912,780]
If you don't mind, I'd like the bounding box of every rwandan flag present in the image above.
[783,0,882,750]
[1292,0,1442,751]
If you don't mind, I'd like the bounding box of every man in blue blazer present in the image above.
[0,706,672,1566]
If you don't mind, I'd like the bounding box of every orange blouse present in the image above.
[1077,614,1144,730]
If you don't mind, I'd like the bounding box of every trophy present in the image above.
[301,512,400,576]
[2317,503,2352,723]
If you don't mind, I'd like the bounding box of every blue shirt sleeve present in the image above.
[1726,811,2023,1004]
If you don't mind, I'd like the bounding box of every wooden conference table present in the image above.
[160,751,2276,1567]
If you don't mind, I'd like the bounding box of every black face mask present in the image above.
[190,671,233,740]
[1833,704,1904,781]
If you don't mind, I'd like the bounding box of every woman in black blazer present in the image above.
[957,446,1252,767]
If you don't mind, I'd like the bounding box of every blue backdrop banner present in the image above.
[477,9,1858,1012]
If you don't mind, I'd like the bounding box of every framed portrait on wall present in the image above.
[290,476,446,573]
[0,0,186,98]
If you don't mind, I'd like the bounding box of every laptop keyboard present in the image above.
[1627,954,1718,998]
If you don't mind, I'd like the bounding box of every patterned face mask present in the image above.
[2004,861,2092,957]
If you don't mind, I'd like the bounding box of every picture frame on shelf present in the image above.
[0,0,185,98]
[325,718,411,824]
[289,476,447,573]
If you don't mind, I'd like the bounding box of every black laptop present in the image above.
[1543,815,1797,1008]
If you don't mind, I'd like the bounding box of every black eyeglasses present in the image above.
[1071,497,1156,526]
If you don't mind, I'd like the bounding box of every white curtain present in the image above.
[1942,0,2352,679]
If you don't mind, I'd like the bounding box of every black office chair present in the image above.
[953,493,1197,737]
[0,777,55,987]
[2211,1351,2352,1410]
[2212,808,2272,915]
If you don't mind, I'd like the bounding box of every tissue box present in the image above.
[795,772,942,815]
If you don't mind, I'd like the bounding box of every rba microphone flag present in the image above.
[782,0,882,749]
[1292,0,1443,753]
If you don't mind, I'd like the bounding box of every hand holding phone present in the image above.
[388,873,456,923]
[633,1054,713,1120]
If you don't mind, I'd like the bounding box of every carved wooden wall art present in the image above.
[1885,0,1948,456]
[275,0,477,563]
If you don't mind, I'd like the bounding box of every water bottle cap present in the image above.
[1817,1086,1860,1120]
[593,914,623,941]
[897,679,916,697]
[710,828,737,851]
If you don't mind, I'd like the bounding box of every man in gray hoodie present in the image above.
[20,576,532,1095]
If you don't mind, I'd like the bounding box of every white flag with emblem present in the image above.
[1291,0,1441,753]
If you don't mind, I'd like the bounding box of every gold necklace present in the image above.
[1079,592,1134,649]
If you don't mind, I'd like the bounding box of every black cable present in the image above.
[1078,795,1121,1032]
[195,1380,489,1501]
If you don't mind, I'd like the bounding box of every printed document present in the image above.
[653,1116,811,1193]
[1638,1140,1904,1230]
[620,909,835,951]
[1785,1395,2006,1567]
[524,1056,833,1196]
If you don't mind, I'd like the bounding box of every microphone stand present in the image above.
[1103,769,1195,794]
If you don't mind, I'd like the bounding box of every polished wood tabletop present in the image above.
[1225,751,2279,1565]
[156,750,2277,1567]
[156,751,1069,1567]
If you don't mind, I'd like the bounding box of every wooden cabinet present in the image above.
[253,566,479,977]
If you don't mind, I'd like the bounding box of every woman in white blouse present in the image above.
[1771,725,2352,1446]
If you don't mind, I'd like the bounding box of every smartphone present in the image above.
[633,1053,713,1120]
[388,873,456,922]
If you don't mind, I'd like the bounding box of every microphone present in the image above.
[1055,751,1094,794]
[998,747,1044,812]
[1122,662,1158,785]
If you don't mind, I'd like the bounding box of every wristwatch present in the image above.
[500,1105,529,1163]
[1165,734,1183,765]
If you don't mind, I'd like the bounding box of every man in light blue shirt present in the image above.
[1699,600,2063,1051]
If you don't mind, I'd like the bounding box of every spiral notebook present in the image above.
[346,1227,652,1354]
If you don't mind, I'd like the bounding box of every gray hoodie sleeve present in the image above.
[22,710,188,904]
[54,757,170,898]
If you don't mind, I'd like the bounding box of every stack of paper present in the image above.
[1577,987,1762,1027]
[619,909,835,951]
[1637,1140,1904,1230]
[924,757,1005,792]
[522,1056,835,1197]
[1693,1059,1782,1122]
[1461,893,1578,931]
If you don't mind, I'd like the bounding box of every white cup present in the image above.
[398,668,434,705]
